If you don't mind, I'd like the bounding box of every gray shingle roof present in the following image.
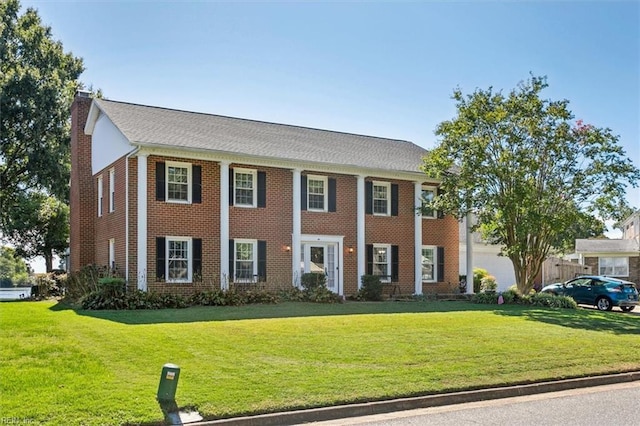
[94,99,428,173]
[575,238,640,253]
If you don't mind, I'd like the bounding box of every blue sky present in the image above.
[20,1,640,268]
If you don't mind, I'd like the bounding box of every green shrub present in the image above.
[359,275,384,301]
[301,273,326,291]
[470,292,499,304]
[500,289,522,304]
[473,268,489,293]
[480,275,497,293]
[529,293,577,309]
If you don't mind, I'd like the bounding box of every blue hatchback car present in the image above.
[541,275,639,312]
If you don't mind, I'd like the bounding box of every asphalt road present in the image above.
[308,381,640,426]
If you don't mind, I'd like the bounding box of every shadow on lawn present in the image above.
[495,307,640,335]
[50,300,502,325]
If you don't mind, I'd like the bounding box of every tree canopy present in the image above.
[0,246,29,287]
[422,75,640,294]
[0,0,84,225]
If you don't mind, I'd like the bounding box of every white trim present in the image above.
[97,175,103,217]
[421,245,438,283]
[466,211,474,294]
[165,160,192,204]
[233,239,258,282]
[306,174,328,212]
[233,167,257,208]
[357,175,366,289]
[220,161,230,289]
[300,234,344,295]
[372,181,391,216]
[137,154,148,291]
[166,236,193,283]
[108,168,115,213]
[292,169,302,288]
[414,182,423,295]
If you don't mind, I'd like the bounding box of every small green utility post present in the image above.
[156,363,202,425]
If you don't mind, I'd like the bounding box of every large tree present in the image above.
[422,75,640,294]
[3,192,69,272]
[0,0,84,227]
[0,246,29,287]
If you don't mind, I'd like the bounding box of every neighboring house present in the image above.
[575,211,640,286]
[458,216,516,292]
[69,92,459,297]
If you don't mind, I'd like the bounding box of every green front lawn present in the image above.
[1,301,638,425]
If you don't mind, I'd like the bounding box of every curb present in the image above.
[190,371,640,426]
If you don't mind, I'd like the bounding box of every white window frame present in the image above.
[421,245,437,283]
[421,185,437,219]
[97,175,103,217]
[373,243,391,283]
[108,238,115,270]
[598,257,629,277]
[166,161,192,204]
[234,168,257,208]
[373,181,390,216]
[234,239,258,282]
[166,236,192,283]
[108,168,115,213]
[307,175,328,212]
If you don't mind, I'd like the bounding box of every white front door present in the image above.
[301,242,340,294]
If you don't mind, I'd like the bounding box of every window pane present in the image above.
[421,189,434,217]
[235,172,254,205]
[422,248,435,281]
[167,166,189,201]
[373,246,389,281]
[308,179,325,210]
[373,184,388,214]
[168,240,189,281]
[235,242,255,281]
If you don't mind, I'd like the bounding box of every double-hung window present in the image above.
[373,182,390,215]
[421,246,437,282]
[234,240,257,282]
[307,175,327,211]
[166,162,191,203]
[97,175,103,217]
[373,244,391,282]
[421,186,436,218]
[109,168,115,212]
[108,238,115,270]
[167,237,191,282]
[234,168,257,207]
[598,257,629,277]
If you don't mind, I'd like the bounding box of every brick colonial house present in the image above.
[70,91,459,296]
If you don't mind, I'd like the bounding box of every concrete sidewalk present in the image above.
[190,371,640,426]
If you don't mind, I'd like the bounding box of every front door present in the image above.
[302,243,339,293]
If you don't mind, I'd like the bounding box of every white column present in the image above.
[220,161,230,290]
[357,175,366,289]
[414,182,423,295]
[466,211,474,294]
[292,169,302,288]
[137,154,147,291]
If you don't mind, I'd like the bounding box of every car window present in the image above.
[569,278,590,287]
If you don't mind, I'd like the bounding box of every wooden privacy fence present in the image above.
[542,257,591,284]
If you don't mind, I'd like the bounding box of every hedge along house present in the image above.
[70,91,459,297]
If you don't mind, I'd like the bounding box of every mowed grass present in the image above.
[1,301,639,425]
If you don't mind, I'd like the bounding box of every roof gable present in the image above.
[91,99,428,174]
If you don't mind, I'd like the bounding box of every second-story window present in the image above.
[167,162,190,203]
[97,175,103,217]
[373,182,390,215]
[308,175,327,211]
[109,168,115,212]
[234,168,257,207]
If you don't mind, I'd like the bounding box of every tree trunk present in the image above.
[44,250,53,273]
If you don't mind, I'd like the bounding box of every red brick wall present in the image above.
[230,164,293,290]
[145,156,220,295]
[422,215,460,293]
[94,157,128,277]
[302,173,358,294]
[69,94,95,271]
